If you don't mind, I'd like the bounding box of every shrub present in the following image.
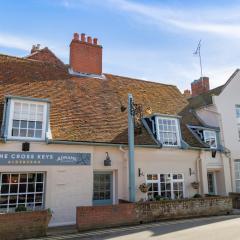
[193,193,202,198]
[15,205,27,212]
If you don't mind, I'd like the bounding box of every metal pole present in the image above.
[128,93,136,202]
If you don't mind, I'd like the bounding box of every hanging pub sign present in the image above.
[0,151,91,166]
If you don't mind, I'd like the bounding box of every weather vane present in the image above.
[193,40,203,79]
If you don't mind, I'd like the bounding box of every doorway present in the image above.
[207,172,217,195]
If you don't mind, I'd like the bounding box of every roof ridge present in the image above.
[0,53,46,63]
[104,73,178,88]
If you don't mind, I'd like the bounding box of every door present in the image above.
[207,172,216,195]
[93,172,113,205]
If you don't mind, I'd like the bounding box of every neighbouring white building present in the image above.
[186,70,240,194]
[0,33,233,226]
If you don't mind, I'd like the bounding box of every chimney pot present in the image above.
[81,33,86,42]
[87,36,92,44]
[93,38,98,45]
[73,33,79,40]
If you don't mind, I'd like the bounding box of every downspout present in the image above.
[128,94,136,202]
[196,150,202,195]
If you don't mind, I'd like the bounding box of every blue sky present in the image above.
[1,0,240,91]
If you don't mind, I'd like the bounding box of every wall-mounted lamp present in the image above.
[22,142,30,152]
[212,150,217,158]
[138,168,144,177]
[189,168,196,176]
[104,152,111,166]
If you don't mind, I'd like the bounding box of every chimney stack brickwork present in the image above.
[183,89,191,99]
[70,32,102,75]
[191,77,210,97]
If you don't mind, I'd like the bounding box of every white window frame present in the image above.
[7,99,47,141]
[236,105,240,120]
[235,160,240,193]
[146,173,184,200]
[203,130,217,149]
[155,116,181,147]
[0,172,45,212]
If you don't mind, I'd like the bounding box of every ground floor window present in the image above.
[235,160,240,192]
[146,173,184,200]
[0,172,45,212]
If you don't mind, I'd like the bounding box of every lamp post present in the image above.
[128,93,136,202]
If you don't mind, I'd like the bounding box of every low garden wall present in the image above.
[229,192,240,209]
[0,210,51,240]
[76,197,232,231]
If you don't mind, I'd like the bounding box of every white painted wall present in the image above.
[0,141,231,226]
[213,71,240,191]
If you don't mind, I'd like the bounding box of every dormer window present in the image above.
[5,97,48,141]
[203,130,217,149]
[156,116,180,146]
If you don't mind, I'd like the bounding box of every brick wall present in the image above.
[76,204,137,231]
[0,210,50,240]
[76,197,232,231]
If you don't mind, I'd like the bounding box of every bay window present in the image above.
[146,173,184,200]
[0,172,45,212]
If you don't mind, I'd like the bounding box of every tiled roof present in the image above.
[25,47,65,66]
[187,85,224,109]
[0,53,205,147]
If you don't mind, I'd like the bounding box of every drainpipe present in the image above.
[128,94,136,202]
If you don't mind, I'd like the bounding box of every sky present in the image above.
[0,0,240,91]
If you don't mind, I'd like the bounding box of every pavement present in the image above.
[30,214,240,240]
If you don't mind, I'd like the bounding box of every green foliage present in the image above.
[193,193,202,198]
[15,205,27,212]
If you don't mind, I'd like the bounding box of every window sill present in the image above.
[6,137,46,142]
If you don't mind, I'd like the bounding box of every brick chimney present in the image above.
[191,77,210,97]
[31,44,41,54]
[183,89,191,99]
[69,33,102,75]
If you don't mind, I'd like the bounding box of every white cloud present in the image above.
[0,32,68,59]
[104,0,240,38]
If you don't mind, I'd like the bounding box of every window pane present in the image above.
[27,129,34,138]
[20,174,27,183]
[1,185,9,194]
[10,184,18,193]
[11,174,19,183]
[19,184,27,193]
[36,173,44,182]
[36,121,42,129]
[12,128,19,137]
[28,121,35,129]
[12,120,20,128]
[35,130,42,138]
[20,120,27,128]
[20,129,27,137]
[28,173,36,182]
[36,183,43,192]
[2,174,10,184]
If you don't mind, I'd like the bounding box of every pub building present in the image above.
[0,33,232,226]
